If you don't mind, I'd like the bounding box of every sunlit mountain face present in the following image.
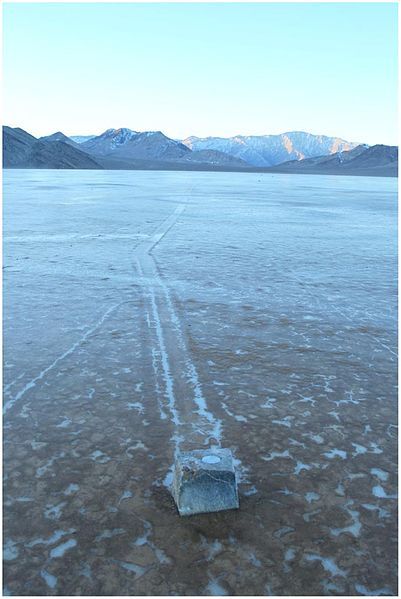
[182,131,360,167]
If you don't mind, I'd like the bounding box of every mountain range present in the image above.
[268,144,398,177]
[3,127,101,170]
[76,128,248,168]
[182,132,358,167]
[3,126,398,177]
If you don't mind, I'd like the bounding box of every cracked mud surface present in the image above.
[3,170,397,595]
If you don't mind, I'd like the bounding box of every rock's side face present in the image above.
[171,449,239,516]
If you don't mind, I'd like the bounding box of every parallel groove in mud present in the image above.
[133,202,223,479]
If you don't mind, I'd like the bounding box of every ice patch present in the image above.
[347,472,365,480]
[361,503,390,519]
[328,411,340,421]
[113,560,147,577]
[284,548,296,561]
[90,450,110,463]
[372,485,397,499]
[96,528,125,542]
[232,454,251,484]
[126,441,147,455]
[305,492,320,504]
[335,483,345,496]
[30,440,48,450]
[56,417,71,428]
[303,433,324,444]
[44,502,66,520]
[273,526,294,539]
[322,580,343,594]
[265,582,274,595]
[261,398,277,409]
[132,518,171,565]
[368,442,383,454]
[63,483,79,495]
[221,401,248,423]
[36,452,65,477]
[79,563,92,580]
[272,416,294,428]
[117,490,133,505]
[303,509,321,522]
[249,552,262,568]
[305,554,347,577]
[288,438,306,449]
[262,449,291,461]
[294,461,311,475]
[200,536,223,561]
[370,468,389,482]
[351,443,367,456]
[41,569,57,589]
[331,502,361,538]
[127,401,144,413]
[26,528,76,547]
[323,448,347,460]
[3,539,19,561]
[50,538,77,558]
[355,584,393,596]
[206,578,228,596]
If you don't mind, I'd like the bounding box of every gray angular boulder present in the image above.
[171,449,239,516]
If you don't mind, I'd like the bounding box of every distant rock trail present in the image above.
[133,199,223,479]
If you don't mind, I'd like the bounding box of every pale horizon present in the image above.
[3,2,398,146]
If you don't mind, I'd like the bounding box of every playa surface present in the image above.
[3,170,397,596]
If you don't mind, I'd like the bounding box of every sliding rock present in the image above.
[172,448,239,516]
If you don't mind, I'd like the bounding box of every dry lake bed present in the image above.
[3,169,397,595]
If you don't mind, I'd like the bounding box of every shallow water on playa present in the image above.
[3,169,398,595]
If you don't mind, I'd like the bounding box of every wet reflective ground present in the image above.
[3,170,397,595]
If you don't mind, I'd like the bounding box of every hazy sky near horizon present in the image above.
[3,2,398,144]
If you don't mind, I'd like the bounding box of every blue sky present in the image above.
[3,2,398,144]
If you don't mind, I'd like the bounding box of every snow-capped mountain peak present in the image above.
[81,128,139,155]
[181,131,360,167]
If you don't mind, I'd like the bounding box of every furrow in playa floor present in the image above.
[133,202,223,485]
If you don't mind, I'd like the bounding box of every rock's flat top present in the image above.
[177,448,235,473]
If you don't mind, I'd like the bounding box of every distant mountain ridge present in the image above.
[70,135,96,144]
[267,144,398,177]
[72,129,360,167]
[3,126,397,176]
[82,128,190,160]
[3,127,103,170]
[40,131,80,146]
[78,127,249,167]
[182,131,359,167]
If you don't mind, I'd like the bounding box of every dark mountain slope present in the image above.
[26,141,104,169]
[81,128,139,155]
[268,145,398,177]
[3,126,38,167]
[39,132,81,148]
[3,127,103,169]
[110,131,191,161]
[181,149,249,167]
